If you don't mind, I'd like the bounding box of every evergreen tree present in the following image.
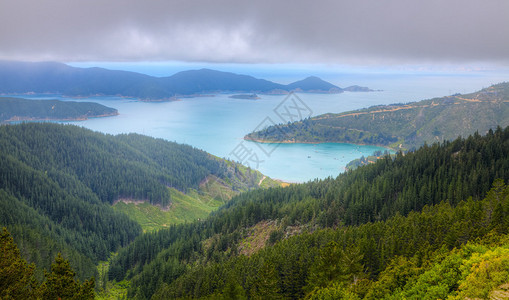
[0,227,38,299]
[38,253,95,300]
[252,258,282,299]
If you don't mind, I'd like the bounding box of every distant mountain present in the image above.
[0,97,118,123]
[0,61,372,100]
[246,82,509,150]
[285,76,342,93]
[161,68,285,95]
[0,61,159,98]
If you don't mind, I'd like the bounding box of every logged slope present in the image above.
[246,82,509,150]
[156,181,509,299]
[110,127,509,299]
[0,97,118,123]
[0,61,371,99]
[0,123,268,280]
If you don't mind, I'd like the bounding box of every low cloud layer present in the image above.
[1,0,508,65]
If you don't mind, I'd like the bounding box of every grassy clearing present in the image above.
[279,181,291,188]
[113,168,284,233]
[237,220,279,256]
[95,259,129,300]
[113,187,224,232]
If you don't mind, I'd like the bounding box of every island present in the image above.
[0,97,118,123]
[343,85,379,92]
[229,94,260,100]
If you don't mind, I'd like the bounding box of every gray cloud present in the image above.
[1,0,508,65]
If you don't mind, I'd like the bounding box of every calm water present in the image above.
[16,70,509,182]
[64,93,390,182]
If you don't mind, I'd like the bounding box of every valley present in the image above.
[0,123,277,281]
[109,126,509,299]
[1,63,509,300]
[2,120,509,298]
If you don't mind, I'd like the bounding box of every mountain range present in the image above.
[0,61,371,100]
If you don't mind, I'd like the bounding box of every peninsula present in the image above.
[245,82,509,150]
[0,97,118,123]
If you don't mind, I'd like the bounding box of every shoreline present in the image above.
[244,135,399,151]
[3,111,119,124]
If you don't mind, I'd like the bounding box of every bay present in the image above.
[16,70,509,182]
[64,94,390,182]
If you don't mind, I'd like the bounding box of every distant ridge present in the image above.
[0,61,372,100]
[161,68,284,95]
[246,82,509,150]
[285,76,342,93]
[0,97,118,123]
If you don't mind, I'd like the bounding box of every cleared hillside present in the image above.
[110,127,509,299]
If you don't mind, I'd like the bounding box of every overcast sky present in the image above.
[1,0,508,66]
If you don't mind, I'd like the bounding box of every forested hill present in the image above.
[109,127,509,299]
[246,81,509,150]
[0,97,118,123]
[0,123,267,281]
[0,61,370,99]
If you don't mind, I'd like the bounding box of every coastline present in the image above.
[138,97,181,102]
[3,111,119,124]
[244,135,399,151]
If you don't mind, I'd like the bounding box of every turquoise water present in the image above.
[62,94,391,182]
[15,71,509,182]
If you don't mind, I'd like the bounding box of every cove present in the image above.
[61,94,389,182]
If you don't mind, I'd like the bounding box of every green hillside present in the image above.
[0,97,118,123]
[109,126,509,299]
[2,122,509,299]
[246,82,509,150]
[1,228,95,299]
[156,181,509,299]
[0,123,273,281]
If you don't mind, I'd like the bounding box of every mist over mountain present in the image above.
[0,61,371,100]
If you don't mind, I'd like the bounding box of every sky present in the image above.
[1,0,509,68]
